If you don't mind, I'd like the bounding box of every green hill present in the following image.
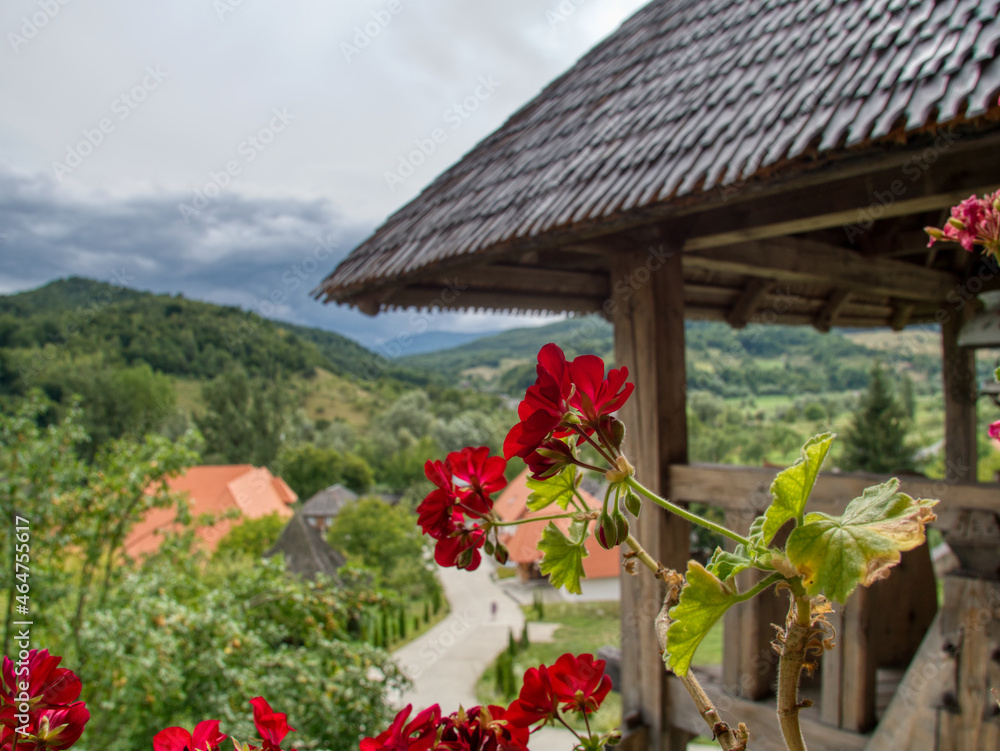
[0,277,377,389]
[398,315,946,400]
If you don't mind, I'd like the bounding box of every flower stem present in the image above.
[776,587,812,751]
[496,512,585,527]
[624,533,660,575]
[572,426,618,468]
[625,477,749,546]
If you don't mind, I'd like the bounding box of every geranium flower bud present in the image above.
[613,511,629,544]
[597,513,616,550]
[494,543,509,565]
[624,488,641,517]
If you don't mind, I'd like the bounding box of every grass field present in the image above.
[474,600,725,736]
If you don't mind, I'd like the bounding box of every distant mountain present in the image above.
[380,329,506,358]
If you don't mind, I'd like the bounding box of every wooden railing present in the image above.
[660,464,998,746]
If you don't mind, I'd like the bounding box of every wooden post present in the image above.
[942,303,978,483]
[611,243,691,751]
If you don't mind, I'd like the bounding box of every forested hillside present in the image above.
[399,315,948,400]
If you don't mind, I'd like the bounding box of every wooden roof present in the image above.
[317,0,1000,327]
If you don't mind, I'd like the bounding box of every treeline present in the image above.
[0,277,381,391]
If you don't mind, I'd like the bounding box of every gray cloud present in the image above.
[0,0,643,346]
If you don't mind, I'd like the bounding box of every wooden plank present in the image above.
[840,587,877,732]
[942,303,978,484]
[385,287,604,315]
[665,672,869,751]
[680,183,1000,254]
[682,237,958,303]
[726,279,775,329]
[613,243,691,751]
[938,577,1000,751]
[668,464,1000,515]
[813,288,851,332]
[865,611,944,751]
[820,604,845,727]
[420,264,610,297]
[722,506,782,701]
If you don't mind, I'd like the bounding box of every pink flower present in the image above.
[989,420,1000,441]
[926,190,1000,257]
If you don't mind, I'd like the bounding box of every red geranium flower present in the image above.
[521,439,575,481]
[505,666,558,728]
[359,704,441,751]
[437,705,529,751]
[1,650,81,709]
[504,344,633,462]
[448,446,507,500]
[549,653,612,714]
[989,420,1000,441]
[568,356,633,428]
[1,703,90,751]
[416,485,459,540]
[249,697,295,751]
[434,526,486,571]
[153,720,226,751]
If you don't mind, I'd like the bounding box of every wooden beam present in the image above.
[669,464,1000,515]
[665,671,868,750]
[421,265,610,298]
[725,279,775,329]
[814,288,852,332]
[681,183,1000,252]
[942,303,978,484]
[612,244,690,751]
[383,287,603,315]
[683,237,958,303]
[891,303,915,331]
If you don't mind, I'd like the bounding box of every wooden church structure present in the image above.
[317,1,1000,748]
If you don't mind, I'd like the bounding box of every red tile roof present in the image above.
[124,465,296,557]
[496,470,621,581]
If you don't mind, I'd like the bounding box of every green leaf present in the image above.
[707,546,754,581]
[538,520,588,595]
[754,433,834,547]
[527,465,579,512]
[666,562,739,677]
[785,479,937,604]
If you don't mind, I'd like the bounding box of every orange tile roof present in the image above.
[497,470,620,581]
[124,465,296,557]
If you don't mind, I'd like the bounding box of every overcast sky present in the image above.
[0,0,648,348]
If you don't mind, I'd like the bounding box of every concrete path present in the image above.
[391,564,714,750]
[392,563,580,748]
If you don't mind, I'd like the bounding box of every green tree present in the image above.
[327,497,438,600]
[841,364,914,473]
[195,367,288,466]
[213,513,287,560]
[278,443,344,499]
